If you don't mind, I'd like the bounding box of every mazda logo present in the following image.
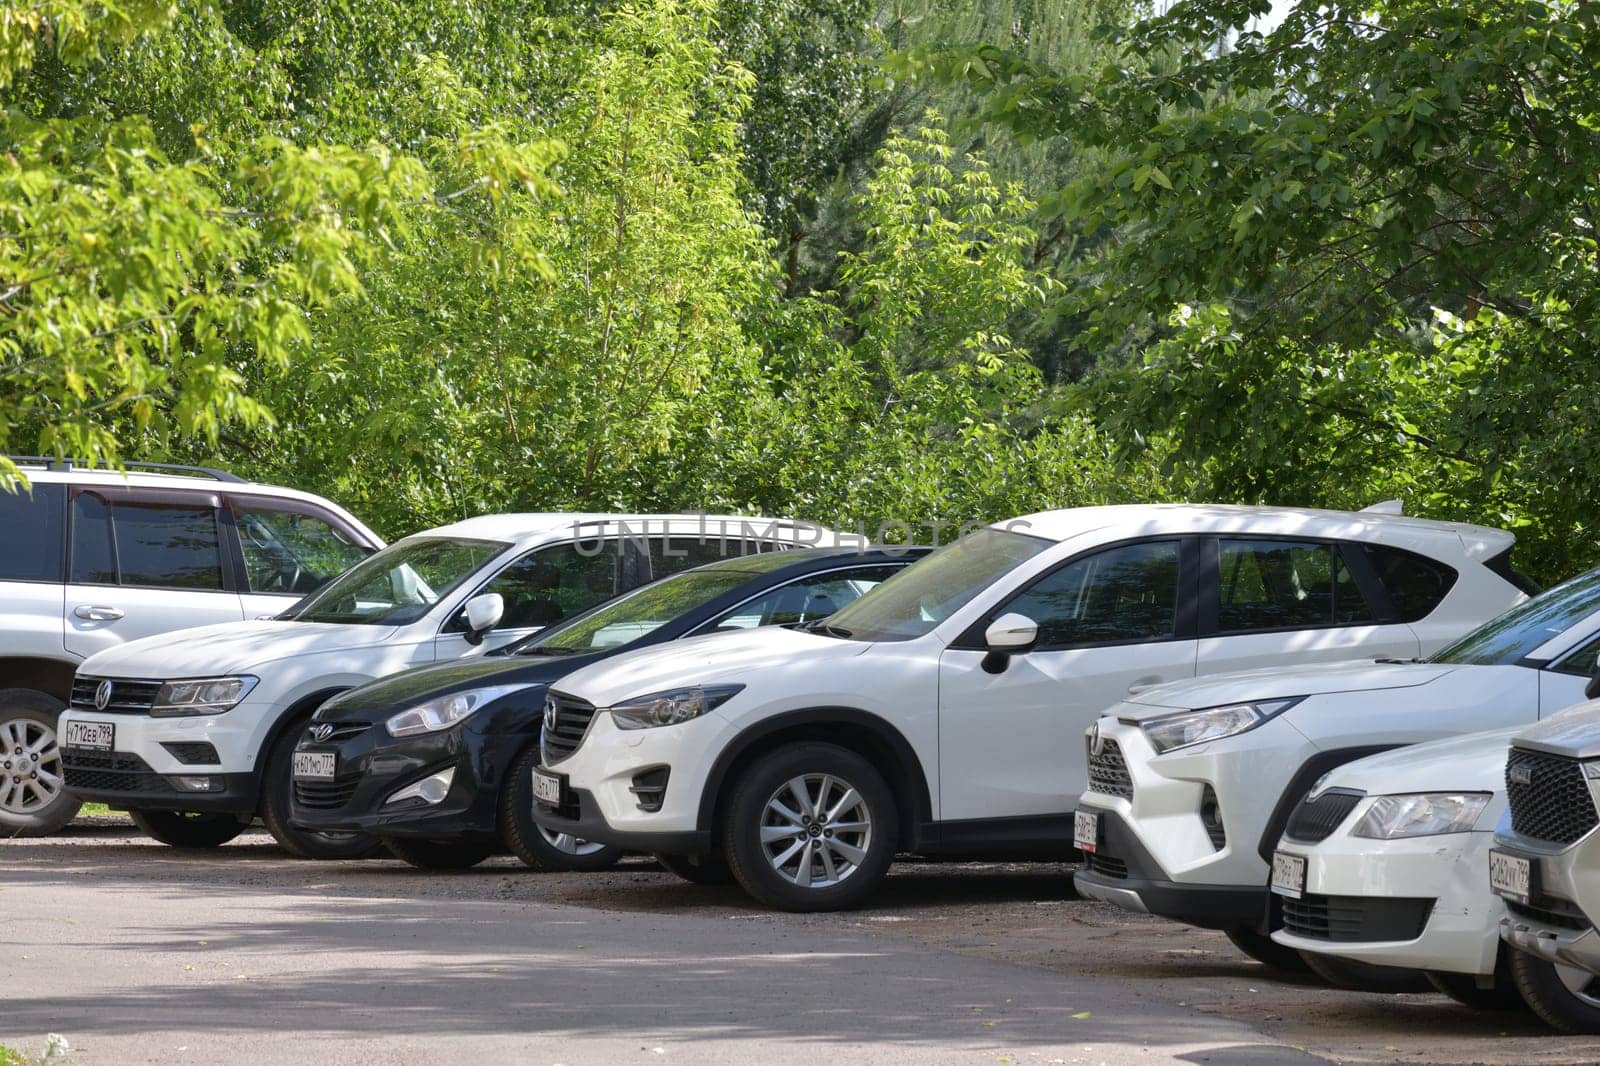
[310,724,335,743]
[543,697,558,734]
[94,680,112,712]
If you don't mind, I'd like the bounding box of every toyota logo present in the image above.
[94,680,113,711]
[310,724,335,743]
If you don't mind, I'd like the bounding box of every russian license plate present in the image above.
[292,751,336,780]
[63,720,114,751]
[1489,849,1534,904]
[533,769,564,806]
[1073,808,1101,854]
[1271,851,1307,899]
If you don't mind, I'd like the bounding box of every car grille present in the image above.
[1506,748,1600,846]
[70,676,164,715]
[1280,893,1434,943]
[1083,850,1129,879]
[292,779,359,811]
[160,742,220,766]
[1086,737,1133,800]
[62,750,173,794]
[542,692,598,763]
[1284,789,1365,844]
[1506,897,1594,933]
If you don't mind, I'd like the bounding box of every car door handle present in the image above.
[73,605,125,622]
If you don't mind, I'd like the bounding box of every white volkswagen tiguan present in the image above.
[529,504,1527,911]
[58,513,836,858]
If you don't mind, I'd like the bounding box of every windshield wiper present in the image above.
[1374,656,1426,665]
[517,645,587,657]
[800,620,854,639]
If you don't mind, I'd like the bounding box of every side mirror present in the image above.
[981,612,1039,674]
[1586,661,1600,702]
[462,593,505,647]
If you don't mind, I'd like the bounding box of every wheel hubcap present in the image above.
[1555,963,1600,1006]
[759,773,871,889]
[536,826,606,856]
[0,717,63,816]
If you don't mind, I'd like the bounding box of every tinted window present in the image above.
[1008,541,1180,647]
[1364,544,1459,622]
[0,484,64,582]
[710,565,903,630]
[476,541,624,630]
[1216,539,1373,632]
[649,536,772,578]
[1551,632,1600,678]
[1433,567,1600,667]
[521,569,755,654]
[113,502,224,589]
[234,503,371,595]
[70,493,116,584]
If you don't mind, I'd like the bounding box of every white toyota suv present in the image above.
[529,504,1526,911]
[0,457,381,836]
[58,513,833,858]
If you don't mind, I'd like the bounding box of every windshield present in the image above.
[1431,567,1600,666]
[517,569,754,654]
[285,537,509,626]
[818,527,1051,642]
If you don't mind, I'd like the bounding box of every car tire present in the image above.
[385,837,496,871]
[1224,928,1313,972]
[500,745,625,872]
[654,851,735,885]
[1508,947,1600,1033]
[1425,968,1527,1011]
[259,726,383,860]
[1300,950,1431,992]
[0,689,82,837]
[721,742,897,913]
[129,809,251,849]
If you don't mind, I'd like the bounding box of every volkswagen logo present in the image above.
[310,724,335,743]
[543,697,558,734]
[94,680,113,711]
[1509,764,1533,787]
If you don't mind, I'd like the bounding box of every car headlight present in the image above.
[151,676,258,717]
[1350,792,1491,839]
[385,684,533,738]
[607,685,744,730]
[1140,697,1304,754]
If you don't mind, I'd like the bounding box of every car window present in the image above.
[649,536,774,578]
[709,566,903,630]
[69,494,224,590]
[1006,540,1181,647]
[0,484,64,582]
[1362,543,1459,622]
[473,540,625,630]
[69,493,117,584]
[233,503,371,595]
[1435,567,1600,667]
[288,537,507,625]
[1216,539,1372,633]
[1550,632,1600,678]
[521,569,756,653]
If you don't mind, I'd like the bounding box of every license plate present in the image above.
[1073,809,1100,854]
[1270,851,1307,899]
[1490,849,1534,904]
[533,769,564,806]
[292,751,336,780]
[63,720,114,751]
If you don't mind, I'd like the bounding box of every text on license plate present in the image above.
[1073,809,1100,853]
[63,721,114,751]
[1489,849,1533,904]
[1271,851,1307,899]
[533,770,563,806]
[292,751,336,780]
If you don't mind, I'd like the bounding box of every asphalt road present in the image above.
[2,824,1318,1066]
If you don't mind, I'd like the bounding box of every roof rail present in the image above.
[5,455,247,484]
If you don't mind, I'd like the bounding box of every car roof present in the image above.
[411,513,852,546]
[1000,503,1513,560]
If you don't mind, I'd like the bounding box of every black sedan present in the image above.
[288,546,922,871]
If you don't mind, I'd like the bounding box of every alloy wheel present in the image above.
[536,827,608,857]
[759,773,872,889]
[1555,964,1600,1006]
[0,716,63,816]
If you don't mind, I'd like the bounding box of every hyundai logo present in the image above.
[1509,765,1533,787]
[94,680,113,711]
[310,724,335,743]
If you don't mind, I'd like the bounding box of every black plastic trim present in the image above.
[1256,746,1403,862]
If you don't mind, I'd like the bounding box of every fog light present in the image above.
[385,767,455,807]
[170,775,220,792]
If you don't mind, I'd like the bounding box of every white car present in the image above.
[1269,725,1600,1030]
[1492,698,1600,1032]
[529,503,1526,911]
[58,513,832,858]
[0,456,381,836]
[1075,566,1600,969]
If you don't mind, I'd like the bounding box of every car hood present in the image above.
[551,626,868,707]
[1120,659,1462,719]
[1322,726,1518,795]
[77,620,403,679]
[1511,699,1600,759]
[318,651,609,719]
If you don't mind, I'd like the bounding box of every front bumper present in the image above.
[1493,831,1600,976]
[59,708,267,814]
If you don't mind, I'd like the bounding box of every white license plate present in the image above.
[1490,849,1533,904]
[63,720,114,751]
[1073,809,1100,854]
[533,769,563,806]
[1270,851,1307,899]
[292,751,336,780]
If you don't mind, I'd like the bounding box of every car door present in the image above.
[226,497,376,620]
[63,487,247,661]
[1194,537,1419,676]
[937,538,1200,822]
